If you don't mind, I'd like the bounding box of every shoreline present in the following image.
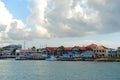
[0,57,120,62]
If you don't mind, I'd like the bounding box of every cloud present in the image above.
[87,0,120,34]
[0,1,12,25]
[0,1,27,41]
[27,0,120,38]
[0,0,120,42]
[0,24,6,31]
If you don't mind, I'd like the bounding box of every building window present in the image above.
[94,50,96,52]
[97,50,98,52]
[102,50,104,52]
[102,54,104,57]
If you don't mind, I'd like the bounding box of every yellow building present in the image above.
[93,45,108,58]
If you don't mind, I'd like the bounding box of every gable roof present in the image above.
[45,47,57,51]
[87,44,97,48]
[96,45,108,50]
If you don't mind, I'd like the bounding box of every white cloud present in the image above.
[27,0,99,38]
[0,0,120,48]
[26,0,120,39]
[0,1,12,25]
[0,1,27,41]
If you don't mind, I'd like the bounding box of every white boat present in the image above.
[15,50,45,60]
[46,56,57,61]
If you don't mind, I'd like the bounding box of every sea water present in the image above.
[0,60,120,80]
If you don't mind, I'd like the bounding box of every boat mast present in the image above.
[24,36,26,50]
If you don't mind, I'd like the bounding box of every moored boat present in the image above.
[15,50,45,60]
[46,56,57,61]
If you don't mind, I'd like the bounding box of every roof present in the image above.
[87,44,97,48]
[64,47,72,51]
[73,46,81,49]
[45,47,57,51]
[96,45,108,50]
[16,50,37,53]
[80,47,86,50]
[85,47,92,50]
[73,46,92,50]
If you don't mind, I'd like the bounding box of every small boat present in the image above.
[46,56,57,61]
[15,56,27,60]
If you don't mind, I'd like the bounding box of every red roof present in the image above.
[73,46,88,50]
[85,47,92,50]
[74,46,81,49]
[74,46,93,50]
[87,44,97,48]
[80,47,86,50]
[64,47,72,51]
[45,47,57,51]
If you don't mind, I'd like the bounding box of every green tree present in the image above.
[31,46,36,50]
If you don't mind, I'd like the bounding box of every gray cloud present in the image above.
[7,21,26,40]
[87,0,120,34]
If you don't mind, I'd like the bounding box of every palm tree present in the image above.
[0,48,3,56]
[31,46,36,51]
[11,48,17,55]
[57,46,65,56]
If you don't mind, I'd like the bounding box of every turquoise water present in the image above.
[0,60,120,80]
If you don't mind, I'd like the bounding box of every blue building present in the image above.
[2,44,22,50]
[2,44,22,55]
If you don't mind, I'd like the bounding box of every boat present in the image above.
[0,55,16,59]
[15,50,45,60]
[15,56,27,60]
[46,56,57,61]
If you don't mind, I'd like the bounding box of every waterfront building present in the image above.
[80,46,94,58]
[79,44,97,59]
[2,44,22,56]
[72,46,82,57]
[41,47,57,57]
[116,47,120,58]
[93,45,108,58]
[2,44,22,51]
[81,50,94,58]
[107,48,116,58]
[63,47,73,57]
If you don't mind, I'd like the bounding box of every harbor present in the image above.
[0,44,120,62]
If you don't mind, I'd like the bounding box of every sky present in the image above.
[0,0,120,49]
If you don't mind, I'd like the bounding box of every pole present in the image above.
[24,37,25,50]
